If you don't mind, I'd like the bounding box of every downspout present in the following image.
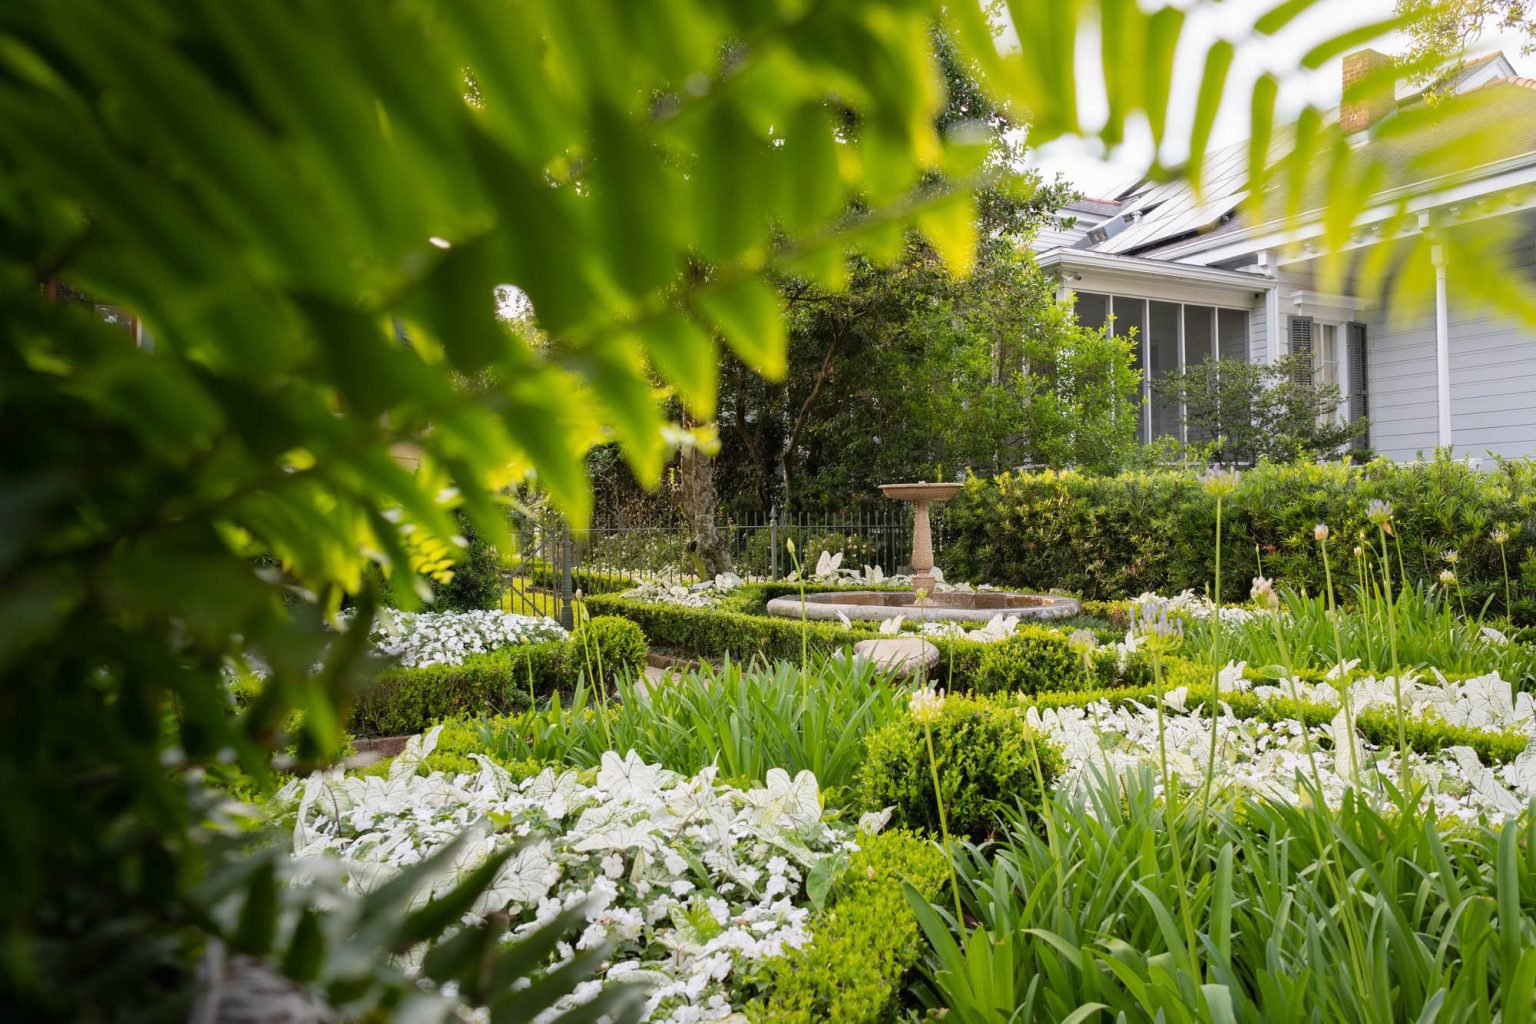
[1432,239,1452,448]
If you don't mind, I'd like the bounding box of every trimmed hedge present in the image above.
[744,830,948,1024]
[349,641,567,737]
[569,615,648,683]
[523,558,640,596]
[858,695,1063,842]
[586,589,1133,694]
[944,457,1536,620]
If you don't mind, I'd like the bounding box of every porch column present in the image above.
[1432,241,1452,448]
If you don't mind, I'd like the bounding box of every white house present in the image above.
[1037,50,1536,461]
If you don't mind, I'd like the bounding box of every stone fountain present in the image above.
[763,481,1080,625]
[879,481,962,602]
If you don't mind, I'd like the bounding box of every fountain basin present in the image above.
[765,589,1080,624]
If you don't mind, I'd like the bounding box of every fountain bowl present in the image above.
[765,589,1080,624]
[879,482,963,503]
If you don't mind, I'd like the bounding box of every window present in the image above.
[1068,291,1250,445]
[1074,292,1109,333]
[1315,324,1342,424]
[1148,301,1181,439]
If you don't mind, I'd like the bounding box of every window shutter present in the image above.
[1288,316,1314,384]
[1347,321,1369,448]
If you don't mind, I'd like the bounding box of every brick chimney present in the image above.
[1340,49,1396,133]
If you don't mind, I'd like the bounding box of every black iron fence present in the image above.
[500,506,947,629]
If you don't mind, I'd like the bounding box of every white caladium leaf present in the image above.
[878,615,905,635]
[744,768,822,833]
[836,610,852,629]
[597,749,671,803]
[1506,740,1536,797]
[389,724,444,782]
[814,550,842,579]
[856,807,893,834]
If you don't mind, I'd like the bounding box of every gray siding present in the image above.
[1364,265,1536,460]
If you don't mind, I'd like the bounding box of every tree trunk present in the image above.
[679,435,731,578]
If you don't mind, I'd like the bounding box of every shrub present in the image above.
[522,558,640,596]
[944,455,1536,620]
[357,717,547,780]
[569,615,648,683]
[975,626,1090,694]
[858,696,1062,842]
[431,510,506,611]
[744,830,948,1024]
[349,640,566,737]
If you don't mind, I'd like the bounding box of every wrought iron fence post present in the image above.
[558,521,575,630]
[769,507,779,580]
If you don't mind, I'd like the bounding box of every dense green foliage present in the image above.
[1,0,991,1011]
[911,770,1536,1023]
[1152,356,1370,464]
[569,615,649,684]
[945,457,1536,617]
[976,626,1093,694]
[431,511,507,611]
[349,641,568,737]
[859,696,1063,842]
[745,831,949,1024]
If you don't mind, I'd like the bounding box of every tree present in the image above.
[1398,0,1536,76]
[1152,356,1370,464]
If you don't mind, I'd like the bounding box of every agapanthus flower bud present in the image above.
[1250,576,1279,611]
[1442,549,1459,565]
[1353,545,1364,558]
[1493,528,1511,545]
[1314,524,1329,542]
[1067,628,1099,656]
[1366,499,1393,525]
[1200,466,1240,499]
[908,685,945,724]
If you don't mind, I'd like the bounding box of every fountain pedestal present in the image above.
[880,482,963,604]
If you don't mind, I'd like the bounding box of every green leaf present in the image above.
[695,277,786,380]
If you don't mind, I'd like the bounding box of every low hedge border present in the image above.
[582,592,1135,692]
[744,830,949,1024]
[522,558,640,596]
[349,616,649,738]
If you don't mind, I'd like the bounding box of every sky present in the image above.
[1025,0,1534,197]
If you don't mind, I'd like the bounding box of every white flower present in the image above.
[908,685,945,724]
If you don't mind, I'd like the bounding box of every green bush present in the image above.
[858,696,1062,842]
[522,558,640,596]
[357,718,548,780]
[975,626,1090,694]
[349,641,567,737]
[945,455,1536,620]
[745,830,948,1024]
[431,510,506,611]
[569,615,648,683]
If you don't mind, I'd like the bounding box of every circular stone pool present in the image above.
[764,590,1080,624]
